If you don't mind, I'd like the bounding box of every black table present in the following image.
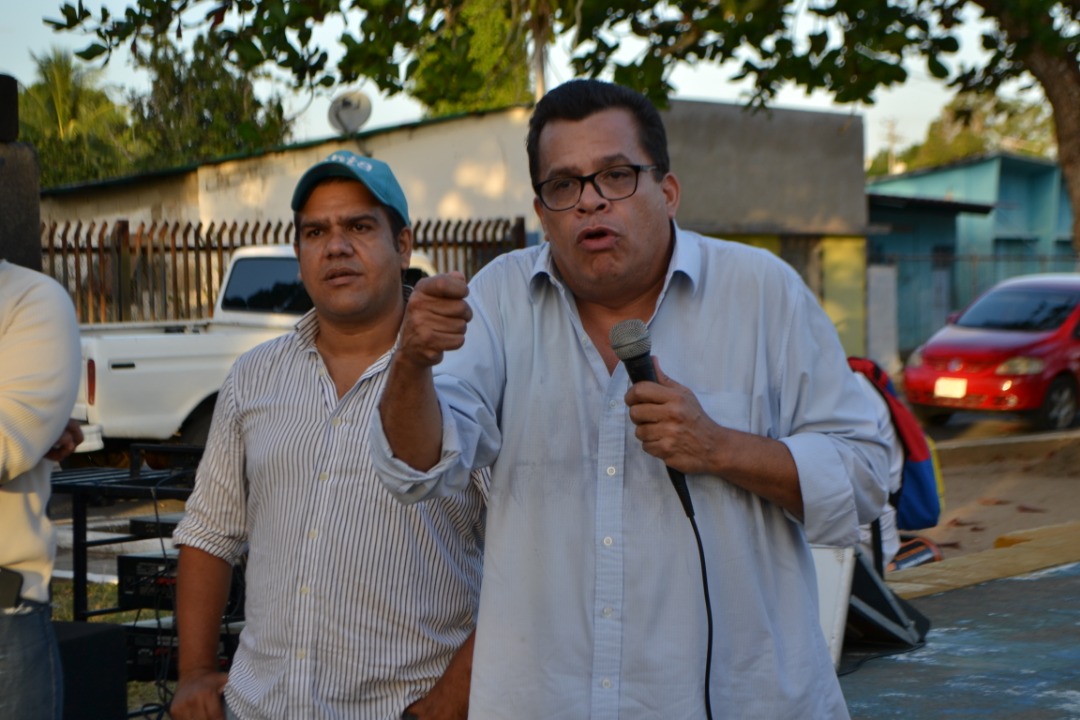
[50,447,199,621]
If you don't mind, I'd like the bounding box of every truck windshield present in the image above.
[957,287,1080,331]
[220,257,312,315]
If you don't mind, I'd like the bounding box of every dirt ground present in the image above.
[919,443,1080,560]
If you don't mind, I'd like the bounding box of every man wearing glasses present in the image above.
[374,79,888,718]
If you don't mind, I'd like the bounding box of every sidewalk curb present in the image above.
[934,428,1080,469]
[888,521,1080,598]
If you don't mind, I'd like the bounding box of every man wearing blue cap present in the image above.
[171,152,485,720]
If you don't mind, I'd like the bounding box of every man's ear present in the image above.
[396,226,414,271]
[661,171,681,220]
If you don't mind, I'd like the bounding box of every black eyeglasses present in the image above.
[534,164,659,211]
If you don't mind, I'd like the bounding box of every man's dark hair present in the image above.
[526,79,670,186]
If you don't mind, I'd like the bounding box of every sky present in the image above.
[0,3,986,163]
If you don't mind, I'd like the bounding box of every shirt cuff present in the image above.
[781,433,859,547]
[370,398,467,504]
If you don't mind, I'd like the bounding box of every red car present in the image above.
[903,273,1080,431]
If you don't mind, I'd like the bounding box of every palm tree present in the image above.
[18,49,137,187]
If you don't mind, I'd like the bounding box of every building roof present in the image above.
[867,151,1058,185]
[867,192,994,215]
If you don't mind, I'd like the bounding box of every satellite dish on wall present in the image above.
[328,91,373,135]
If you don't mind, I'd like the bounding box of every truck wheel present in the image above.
[179,408,214,447]
[1033,376,1078,432]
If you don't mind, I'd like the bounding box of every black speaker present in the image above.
[845,548,930,647]
[54,621,127,720]
[0,74,17,143]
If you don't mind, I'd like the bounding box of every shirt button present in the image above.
[601,678,612,689]
[609,400,617,408]
[602,607,613,617]
[603,536,613,547]
[606,466,616,476]
[331,417,342,427]
[300,585,310,595]
[318,472,328,481]
[308,529,318,540]
[318,368,327,377]
[296,649,307,659]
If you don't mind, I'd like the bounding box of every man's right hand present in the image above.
[397,272,472,369]
[169,670,229,720]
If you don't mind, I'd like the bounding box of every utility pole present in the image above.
[882,118,903,175]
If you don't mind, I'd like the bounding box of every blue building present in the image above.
[867,152,1074,355]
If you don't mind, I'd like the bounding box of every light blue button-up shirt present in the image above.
[374,226,888,719]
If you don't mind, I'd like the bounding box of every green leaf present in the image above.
[76,43,109,61]
[927,55,949,79]
[231,37,265,68]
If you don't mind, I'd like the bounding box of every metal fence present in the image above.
[41,217,526,324]
[871,251,1079,354]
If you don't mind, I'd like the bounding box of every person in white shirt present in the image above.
[0,259,82,720]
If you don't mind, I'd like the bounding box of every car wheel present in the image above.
[1034,376,1078,431]
[913,406,953,427]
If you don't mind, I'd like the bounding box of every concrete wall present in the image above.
[194,109,535,230]
[664,101,866,237]
[820,236,867,355]
[41,173,200,225]
[42,109,537,235]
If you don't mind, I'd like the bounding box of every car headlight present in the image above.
[995,356,1045,375]
[906,348,924,369]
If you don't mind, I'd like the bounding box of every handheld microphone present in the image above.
[609,319,695,518]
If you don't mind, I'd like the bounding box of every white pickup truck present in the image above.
[73,244,435,453]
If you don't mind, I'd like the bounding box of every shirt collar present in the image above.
[293,309,320,349]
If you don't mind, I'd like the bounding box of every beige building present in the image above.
[41,100,872,354]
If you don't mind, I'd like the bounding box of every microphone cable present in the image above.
[671,473,714,720]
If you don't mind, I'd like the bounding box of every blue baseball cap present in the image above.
[291,151,410,225]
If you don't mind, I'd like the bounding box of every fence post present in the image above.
[511,216,526,249]
[113,220,131,322]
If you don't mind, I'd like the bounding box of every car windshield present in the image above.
[957,287,1080,331]
[219,257,312,315]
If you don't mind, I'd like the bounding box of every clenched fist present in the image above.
[398,272,473,368]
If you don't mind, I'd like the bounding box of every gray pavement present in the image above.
[841,560,1080,719]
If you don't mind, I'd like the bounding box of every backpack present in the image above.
[847,357,945,531]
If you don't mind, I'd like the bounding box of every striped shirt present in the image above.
[174,310,486,720]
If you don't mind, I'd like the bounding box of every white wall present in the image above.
[196,109,537,233]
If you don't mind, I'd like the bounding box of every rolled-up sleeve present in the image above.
[173,367,249,564]
[775,282,890,547]
[371,392,476,503]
